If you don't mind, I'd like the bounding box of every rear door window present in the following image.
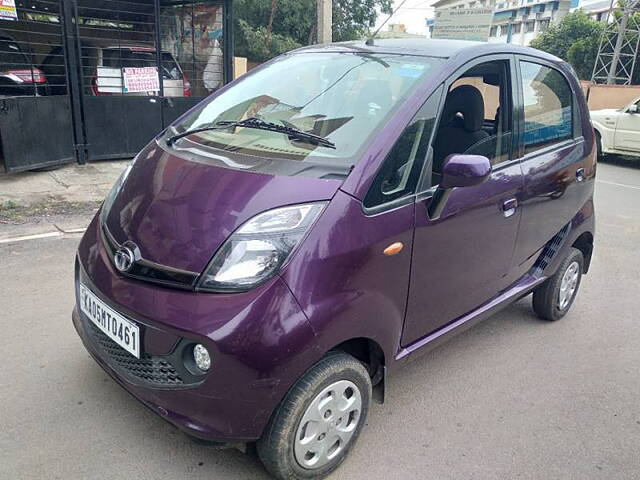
[519,61,573,154]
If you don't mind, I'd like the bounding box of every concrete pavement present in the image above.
[0,159,129,207]
[0,160,129,242]
[1,159,639,480]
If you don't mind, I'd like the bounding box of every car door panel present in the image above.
[401,54,523,347]
[510,57,590,272]
[613,111,640,152]
[402,162,523,346]
[512,139,587,271]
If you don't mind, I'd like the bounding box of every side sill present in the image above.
[395,273,547,362]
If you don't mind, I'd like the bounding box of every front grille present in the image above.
[86,320,184,387]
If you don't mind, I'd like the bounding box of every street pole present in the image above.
[317,0,332,44]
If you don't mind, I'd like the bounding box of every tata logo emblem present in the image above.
[114,244,136,273]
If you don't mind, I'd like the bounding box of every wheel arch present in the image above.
[329,337,386,403]
[572,231,594,273]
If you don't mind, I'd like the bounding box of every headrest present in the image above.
[441,85,485,132]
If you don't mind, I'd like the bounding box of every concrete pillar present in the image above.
[317,0,332,44]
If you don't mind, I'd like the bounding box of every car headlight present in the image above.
[197,202,327,292]
[100,163,133,224]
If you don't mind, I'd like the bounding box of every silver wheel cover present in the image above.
[558,261,580,310]
[294,379,362,470]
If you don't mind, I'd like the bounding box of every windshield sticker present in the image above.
[397,64,427,78]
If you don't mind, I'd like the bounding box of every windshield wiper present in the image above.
[166,119,251,146]
[167,117,336,149]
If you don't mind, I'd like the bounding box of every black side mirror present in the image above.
[429,154,492,220]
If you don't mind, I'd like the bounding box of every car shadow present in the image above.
[78,360,272,479]
[599,155,640,170]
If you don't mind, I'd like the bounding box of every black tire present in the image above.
[532,247,584,321]
[257,351,372,480]
[595,131,603,161]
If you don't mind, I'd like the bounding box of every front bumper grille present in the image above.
[86,320,184,387]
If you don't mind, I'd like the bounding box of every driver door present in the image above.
[401,55,524,346]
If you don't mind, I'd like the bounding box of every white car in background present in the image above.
[591,96,640,159]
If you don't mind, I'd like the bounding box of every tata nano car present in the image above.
[73,39,595,479]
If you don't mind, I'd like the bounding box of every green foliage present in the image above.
[235,19,302,63]
[566,36,602,80]
[530,11,604,80]
[233,0,393,62]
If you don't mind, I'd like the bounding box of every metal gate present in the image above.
[0,0,233,173]
[0,0,75,172]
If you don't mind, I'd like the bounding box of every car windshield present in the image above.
[169,52,444,167]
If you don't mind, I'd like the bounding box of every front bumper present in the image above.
[73,307,249,441]
[72,215,321,442]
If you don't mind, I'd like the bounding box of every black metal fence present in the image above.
[0,0,233,173]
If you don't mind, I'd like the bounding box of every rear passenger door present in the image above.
[511,57,589,275]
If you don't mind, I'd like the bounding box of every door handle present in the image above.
[502,198,518,218]
[576,168,585,182]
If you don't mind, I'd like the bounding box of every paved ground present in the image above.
[0,160,129,242]
[1,158,639,480]
[0,160,129,207]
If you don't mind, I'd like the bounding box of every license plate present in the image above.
[79,284,140,358]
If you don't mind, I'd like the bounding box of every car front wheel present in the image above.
[532,247,584,321]
[257,351,372,480]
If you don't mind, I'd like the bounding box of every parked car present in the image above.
[90,44,191,97]
[72,39,596,480]
[591,96,640,158]
[41,43,192,97]
[0,35,48,97]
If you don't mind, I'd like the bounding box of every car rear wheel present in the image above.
[257,351,371,480]
[532,247,584,321]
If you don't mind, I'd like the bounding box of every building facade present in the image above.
[429,0,575,45]
[571,0,614,22]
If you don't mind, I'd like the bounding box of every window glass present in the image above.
[433,60,512,171]
[452,76,499,120]
[364,88,442,208]
[520,61,573,154]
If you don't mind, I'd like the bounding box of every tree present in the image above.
[234,0,393,62]
[530,11,604,80]
[566,36,602,80]
[530,9,640,83]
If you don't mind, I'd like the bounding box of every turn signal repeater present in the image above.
[383,242,404,256]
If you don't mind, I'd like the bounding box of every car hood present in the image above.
[103,142,342,273]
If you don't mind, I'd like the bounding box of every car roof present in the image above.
[292,38,561,63]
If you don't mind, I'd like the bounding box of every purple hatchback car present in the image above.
[73,39,595,479]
